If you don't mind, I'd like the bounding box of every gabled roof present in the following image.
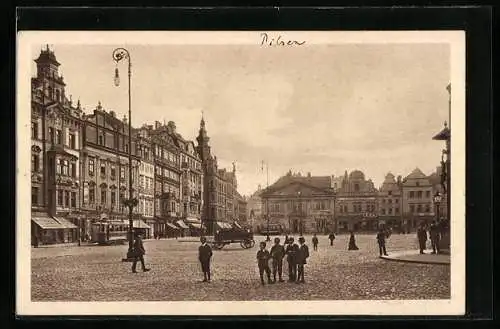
[405,168,427,180]
[262,175,334,197]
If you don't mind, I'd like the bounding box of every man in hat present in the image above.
[376,228,388,256]
[296,237,309,283]
[198,236,213,282]
[270,237,286,283]
[285,237,299,282]
[429,220,441,254]
[132,233,150,273]
[417,222,428,254]
[328,232,336,246]
[256,241,273,285]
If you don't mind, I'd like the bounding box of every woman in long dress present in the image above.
[348,231,359,250]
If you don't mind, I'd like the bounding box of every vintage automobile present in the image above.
[211,222,255,250]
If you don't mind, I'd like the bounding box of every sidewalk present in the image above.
[380,250,450,265]
[177,236,214,243]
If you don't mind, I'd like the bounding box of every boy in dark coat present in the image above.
[132,233,150,273]
[328,232,336,246]
[429,221,441,254]
[312,233,319,251]
[296,237,309,283]
[257,241,272,285]
[285,237,299,282]
[417,223,428,254]
[270,237,286,283]
[376,229,388,256]
[198,236,213,282]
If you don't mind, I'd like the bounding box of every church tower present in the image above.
[196,113,211,162]
[34,45,67,104]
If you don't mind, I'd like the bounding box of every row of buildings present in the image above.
[30,46,247,245]
[247,167,448,234]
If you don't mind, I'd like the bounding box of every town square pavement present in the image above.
[31,234,450,301]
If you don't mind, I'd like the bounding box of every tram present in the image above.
[90,222,129,245]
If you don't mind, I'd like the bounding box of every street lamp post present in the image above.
[433,192,442,224]
[113,48,138,261]
[297,191,302,236]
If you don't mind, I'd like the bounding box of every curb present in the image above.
[380,254,450,265]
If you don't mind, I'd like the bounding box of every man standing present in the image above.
[198,236,213,282]
[270,237,286,283]
[131,233,151,273]
[296,237,309,283]
[312,233,319,251]
[417,223,428,254]
[376,229,388,256]
[285,237,299,282]
[430,221,441,254]
[328,232,336,246]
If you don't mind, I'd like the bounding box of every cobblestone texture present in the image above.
[31,234,450,301]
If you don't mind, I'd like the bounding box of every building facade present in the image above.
[80,102,143,236]
[196,116,240,234]
[335,170,379,233]
[377,173,404,232]
[135,125,155,238]
[247,186,263,232]
[260,171,336,234]
[31,46,81,245]
[401,168,435,230]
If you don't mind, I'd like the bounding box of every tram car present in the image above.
[90,222,129,245]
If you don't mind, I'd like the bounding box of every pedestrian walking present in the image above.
[257,241,272,285]
[417,223,428,254]
[131,233,151,273]
[348,231,359,250]
[312,233,319,251]
[285,237,299,282]
[430,221,441,254]
[296,237,309,283]
[328,232,336,246]
[270,237,286,283]
[198,236,213,282]
[376,229,388,256]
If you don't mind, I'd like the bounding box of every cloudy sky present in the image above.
[32,43,450,196]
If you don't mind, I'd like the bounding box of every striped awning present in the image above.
[176,220,189,229]
[189,223,202,229]
[133,220,151,229]
[215,221,233,229]
[32,216,64,230]
[53,217,78,229]
[166,222,179,230]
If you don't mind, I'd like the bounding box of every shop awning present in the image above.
[133,220,151,229]
[176,220,189,229]
[32,216,64,230]
[166,222,179,230]
[215,221,233,229]
[189,223,202,229]
[53,217,78,229]
[185,217,201,223]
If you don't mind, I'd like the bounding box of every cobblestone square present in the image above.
[31,234,450,301]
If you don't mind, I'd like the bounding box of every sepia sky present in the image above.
[32,43,450,197]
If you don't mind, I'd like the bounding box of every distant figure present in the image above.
[312,233,319,251]
[256,241,272,285]
[285,237,299,282]
[429,221,441,254]
[417,223,428,254]
[296,237,309,283]
[348,231,359,251]
[376,229,388,256]
[131,233,150,273]
[270,237,286,283]
[328,232,336,246]
[284,234,289,246]
[198,236,213,282]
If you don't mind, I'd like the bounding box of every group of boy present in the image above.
[198,235,310,285]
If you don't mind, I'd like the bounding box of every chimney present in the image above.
[109,110,116,118]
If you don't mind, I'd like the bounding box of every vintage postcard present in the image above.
[16,31,465,316]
